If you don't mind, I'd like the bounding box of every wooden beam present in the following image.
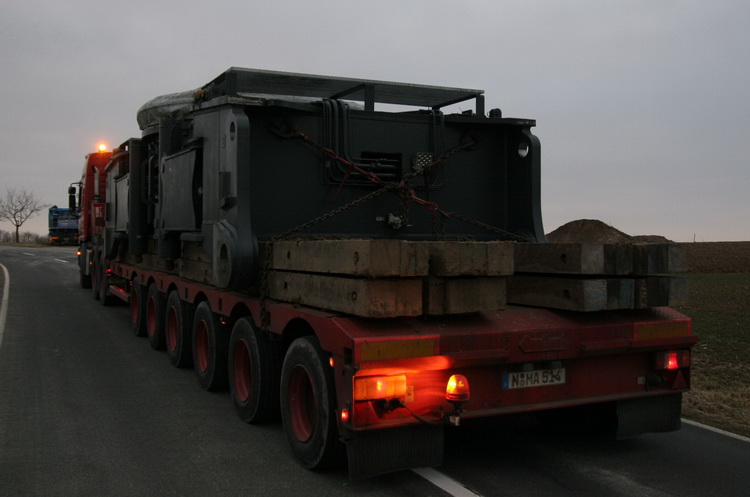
[266,271,423,318]
[424,277,507,315]
[508,275,688,312]
[515,242,687,276]
[508,276,608,312]
[427,241,514,276]
[635,277,689,308]
[514,243,632,275]
[632,244,688,275]
[265,239,428,277]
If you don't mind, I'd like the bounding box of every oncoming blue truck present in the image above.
[48,205,78,245]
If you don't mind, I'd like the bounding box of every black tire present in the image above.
[91,257,100,300]
[165,290,193,368]
[80,270,92,289]
[280,336,345,470]
[130,277,147,337]
[79,251,92,289]
[146,283,166,350]
[192,301,229,391]
[228,317,283,423]
[98,256,116,306]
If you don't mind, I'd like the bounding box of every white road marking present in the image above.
[22,252,35,256]
[412,467,483,497]
[54,258,69,263]
[411,420,748,497]
[682,418,750,443]
[0,263,9,350]
[581,467,672,497]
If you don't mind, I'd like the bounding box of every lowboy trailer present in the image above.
[71,68,695,478]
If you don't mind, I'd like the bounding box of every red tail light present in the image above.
[655,350,690,370]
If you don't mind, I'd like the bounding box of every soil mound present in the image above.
[632,235,673,243]
[546,219,633,244]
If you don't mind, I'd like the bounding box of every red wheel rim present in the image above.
[146,297,156,338]
[166,307,178,352]
[288,364,316,442]
[233,339,252,402]
[195,320,210,373]
[130,287,139,324]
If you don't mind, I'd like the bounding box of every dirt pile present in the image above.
[546,219,749,273]
[546,219,633,244]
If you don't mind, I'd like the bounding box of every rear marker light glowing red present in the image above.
[655,350,690,370]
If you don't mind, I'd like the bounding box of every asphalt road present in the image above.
[1,245,748,497]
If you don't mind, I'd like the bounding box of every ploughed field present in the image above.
[675,241,750,437]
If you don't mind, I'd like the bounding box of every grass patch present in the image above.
[677,273,750,437]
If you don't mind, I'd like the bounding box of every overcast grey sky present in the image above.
[1,0,748,242]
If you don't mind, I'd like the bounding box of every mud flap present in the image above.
[616,393,682,439]
[345,424,444,479]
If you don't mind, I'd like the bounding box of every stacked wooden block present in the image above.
[263,240,513,318]
[261,239,686,317]
[509,243,688,312]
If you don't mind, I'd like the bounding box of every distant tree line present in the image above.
[0,229,47,244]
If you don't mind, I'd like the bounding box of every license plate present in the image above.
[502,368,566,390]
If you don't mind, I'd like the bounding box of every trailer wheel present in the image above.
[91,258,100,300]
[79,251,92,289]
[165,290,193,368]
[97,257,116,306]
[146,283,166,350]
[80,270,92,289]
[192,301,229,391]
[130,277,147,337]
[280,336,345,470]
[228,317,283,423]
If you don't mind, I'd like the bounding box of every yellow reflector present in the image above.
[635,321,690,340]
[353,375,407,401]
[446,374,470,402]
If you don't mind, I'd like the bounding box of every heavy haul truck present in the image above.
[71,68,695,477]
[48,205,78,245]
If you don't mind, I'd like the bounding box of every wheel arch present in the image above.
[281,317,316,354]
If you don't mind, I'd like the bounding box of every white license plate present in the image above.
[502,368,566,390]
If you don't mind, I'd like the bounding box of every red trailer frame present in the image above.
[109,261,695,449]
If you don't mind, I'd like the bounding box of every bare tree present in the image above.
[0,188,46,243]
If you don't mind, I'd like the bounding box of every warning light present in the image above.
[445,374,470,426]
[98,143,107,152]
[446,374,470,402]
